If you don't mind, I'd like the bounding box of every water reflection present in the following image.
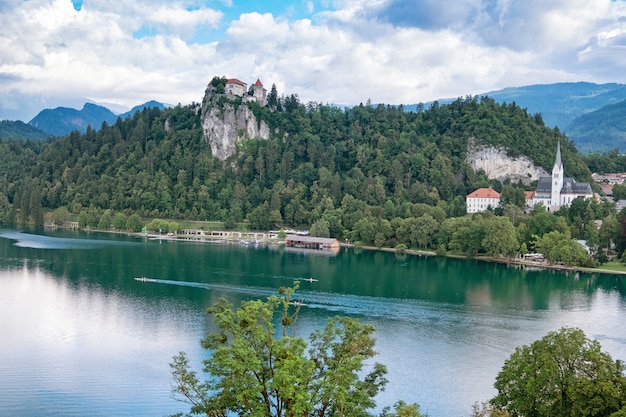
[0,229,625,417]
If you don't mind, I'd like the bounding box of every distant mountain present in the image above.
[119,100,166,119]
[407,82,626,131]
[404,82,626,154]
[29,103,118,136]
[564,100,626,154]
[481,82,626,129]
[0,120,50,140]
[28,101,166,137]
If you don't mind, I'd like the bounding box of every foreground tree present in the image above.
[491,327,626,417]
[170,284,421,417]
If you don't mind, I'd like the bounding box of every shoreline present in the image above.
[46,224,626,276]
[356,244,626,275]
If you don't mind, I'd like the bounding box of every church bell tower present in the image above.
[551,141,564,210]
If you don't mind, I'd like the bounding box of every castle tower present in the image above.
[252,79,267,106]
[551,141,564,210]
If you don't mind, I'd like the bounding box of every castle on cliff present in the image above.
[224,78,267,106]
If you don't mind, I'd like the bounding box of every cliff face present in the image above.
[201,93,270,161]
[467,142,547,185]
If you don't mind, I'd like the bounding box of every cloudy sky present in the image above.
[1,0,626,121]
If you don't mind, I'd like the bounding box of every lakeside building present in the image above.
[285,235,340,251]
[466,187,501,213]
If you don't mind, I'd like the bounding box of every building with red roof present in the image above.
[466,187,501,213]
[225,78,247,98]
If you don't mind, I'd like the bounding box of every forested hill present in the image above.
[564,100,626,154]
[0,95,590,231]
[0,120,50,140]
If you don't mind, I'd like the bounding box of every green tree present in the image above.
[126,213,144,232]
[492,327,626,417]
[532,230,592,266]
[98,209,112,230]
[499,185,526,209]
[613,183,626,200]
[310,218,330,238]
[52,206,70,226]
[113,212,127,230]
[379,401,424,417]
[482,216,518,257]
[78,210,88,229]
[29,187,44,227]
[170,285,415,417]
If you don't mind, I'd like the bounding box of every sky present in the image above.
[1,0,626,121]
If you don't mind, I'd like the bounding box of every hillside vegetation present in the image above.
[0,120,50,140]
[0,96,589,221]
[565,100,626,153]
[3,94,617,266]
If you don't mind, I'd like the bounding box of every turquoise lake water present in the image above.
[1,229,625,416]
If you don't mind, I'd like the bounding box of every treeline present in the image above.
[0,93,615,263]
[0,120,51,140]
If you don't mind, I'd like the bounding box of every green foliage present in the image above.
[52,206,70,226]
[583,150,626,174]
[170,285,405,417]
[470,401,510,417]
[147,218,170,233]
[113,212,127,230]
[126,213,143,232]
[532,230,593,266]
[565,100,626,154]
[0,120,50,140]
[0,89,606,262]
[379,401,424,417]
[492,327,626,417]
[481,216,518,257]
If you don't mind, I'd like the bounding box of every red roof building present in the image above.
[225,78,247,97]
[466,187,501,213]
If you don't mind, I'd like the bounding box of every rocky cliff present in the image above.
[467,141,547,185]
[200,90,270,161]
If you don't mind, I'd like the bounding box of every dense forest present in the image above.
[1,89,624,265]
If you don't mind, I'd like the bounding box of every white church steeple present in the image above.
[551,141,564,210]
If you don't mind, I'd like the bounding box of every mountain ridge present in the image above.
[28,100,167,136]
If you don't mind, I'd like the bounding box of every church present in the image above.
[531,142,593,211]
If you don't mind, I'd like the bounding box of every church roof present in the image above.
[536,176,552,193]
[253,79,263,87]
[562,178,593,195]
[554,141,563,170]
[535,175,592,195]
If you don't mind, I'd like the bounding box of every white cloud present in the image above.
[1,0,626,121]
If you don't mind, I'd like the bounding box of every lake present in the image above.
[1,228,625,417]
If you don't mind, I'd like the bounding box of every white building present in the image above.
[225,78,247,98]
[466,187,501,213]
[532,142,593,211]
